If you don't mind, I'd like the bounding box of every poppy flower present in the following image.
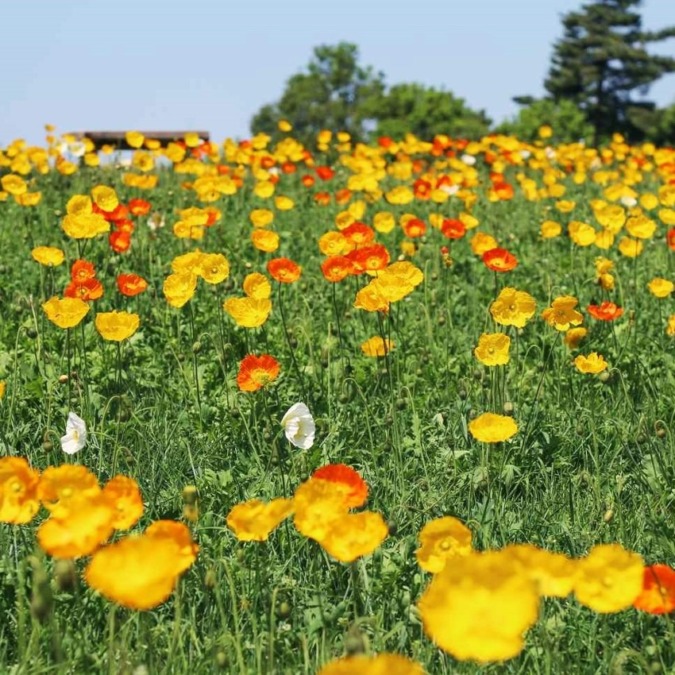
[243,273,271,300]
[490,287,536,328]
[418,549,540,663]
[267,258,302,284]
[32,246,65,267]
[61,412,87,455]
[280,402,316,450]
[64,277,104,301]
[0,457,41,524]
[441,219,466,240]
[415,516,473,573]
[347,244,390,273]
[62,213,110,239]
[321,256,355,283]
[318,511,388,563]
[564,327,588,349]
[251,230,280,253]
[117,273,148,297]
[633,564,675,614]
[128,198,151,216]
[226,498,294,542]
[360,336,394,357]
[42,296,90,329]
[95,311,140,342]
[483,247,518,272]
[587,301,623,321]
[573,544,644,613]
[223,297,272,328]
[91,185,119,213]
[109,230,132,253]
[501,544,577,598]
[70,260,96,283]
[574,352,608,374]
[316,166,334,181]
[667,227,675,251]
[319,231,351,256]
[648,278,674,298]
[541,296,583,331]
[342,222,375,247]
[37,493,116,559]
[236,354,280,392]
[38,465,100,514]
[293,478,352,542]
[471,232,498,255]
[468,413,518,443]
[402,218,426,238]
[318,654,424,675]
[84,521,198,610]
[474,333,510,366]
[163,273,197,309]
[249,209,274,228]
[102,476,144,530]
[198,253,230,284]
[311,464,368,509]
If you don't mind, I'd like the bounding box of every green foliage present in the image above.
[250,42,385,145]
[497,98,594,143]
[367,83,491,141]
[544,0,675,145]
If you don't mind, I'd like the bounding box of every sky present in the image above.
[2,0,675,146]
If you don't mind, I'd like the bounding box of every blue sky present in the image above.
[2,0,674,145]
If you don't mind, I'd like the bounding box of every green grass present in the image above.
[0,150,674,674]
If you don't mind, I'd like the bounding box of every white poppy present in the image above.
[280,403,315,450]
[60,412,87,455]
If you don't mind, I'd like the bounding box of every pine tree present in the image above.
[545,0,675,145]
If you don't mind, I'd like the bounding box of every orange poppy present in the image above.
[587,301,624,321]
[316,166,335,181]
[71,260,96,283]
[93,202,129,223]
[301,175,315,188]
[314,191,331,206]
[482,247,518,272]
[347,244,390,273]
[281,161,297,174]
[342,222,375,247]
[267,258,302,284]
[402,218,426,238]
[667,228,675,251]
[128,199,151,216]
[114,220,135,235]
[110,231,131,253]
[236,354,281,392]
[116,273,148,297]
[335,188,352,204]
[441,219,466,240]
[633,564,675,614]
[64,277,104,301]
[321,256,355,283]
[413,179,432,200]
[311,464,368,509]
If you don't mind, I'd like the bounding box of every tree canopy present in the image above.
[544,0,675,144]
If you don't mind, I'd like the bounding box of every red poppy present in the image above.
[128,199,151,216]
[316,166,335,181]
[482,247,518,272]
[342,222,375,247]
[71,260,96,283]
[64,277,104,301]
[301,175,315,188]
[109,231,131,254]
[667,227,675,251]
[236,354,280,392]
[377,136,393,149]
[321,256,355,283]
[633,564,675,614]
[267,258,302,284]
[117,273,148,297]
[281,162,297,175]
[311,464,368,508]
[103,203,130,223]
[347,244,390,273]
[587,301,624,321]
[413,179,432,200]
[441,219,466,240]
[205,207,220,226]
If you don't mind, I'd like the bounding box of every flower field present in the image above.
[1,127,675,673]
